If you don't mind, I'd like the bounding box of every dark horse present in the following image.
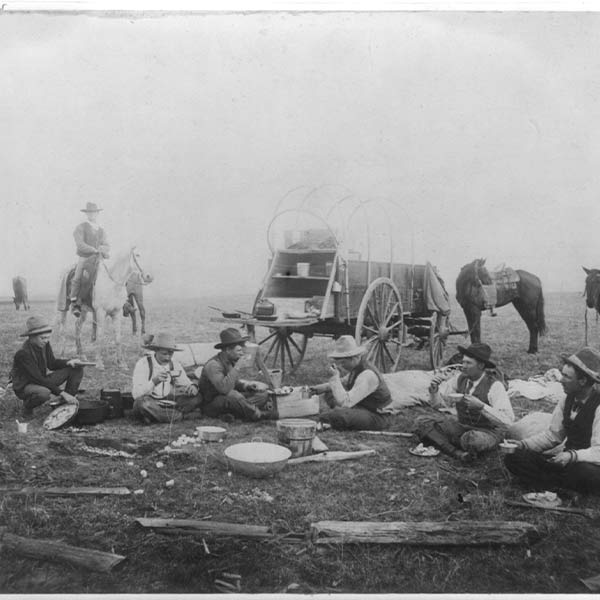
[456,258,546,354]
[583,267,600,344]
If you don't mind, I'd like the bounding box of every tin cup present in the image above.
[17,422,28,434]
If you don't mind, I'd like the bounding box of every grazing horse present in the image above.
[456,258,546,354]
[124,271,153,335]
[54,247,151,370]
[583,267,600,344]
[12,276,30,310]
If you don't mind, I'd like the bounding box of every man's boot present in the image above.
[419,425,466,460]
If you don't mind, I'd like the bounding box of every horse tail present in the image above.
[536,288,547,336]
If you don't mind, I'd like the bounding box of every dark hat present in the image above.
[327,335,366,359]
[561,347,600,383]
[215,328,249,349]
[81,202,103,213]
[20,315,52,337]
[143,332,181,352]
[457,343,496,369]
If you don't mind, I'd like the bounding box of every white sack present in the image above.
[382,370,433,411]
[507,411,553,440]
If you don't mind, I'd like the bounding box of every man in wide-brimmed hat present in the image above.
[197,328,271,422]
[504,347,600,494]
[10,316,85,418]
[70,202,110,317]
[309,335,393,431]
[416,342,514,460]
[131,332,201,424]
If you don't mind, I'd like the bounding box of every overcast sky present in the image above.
[1,10,599,300]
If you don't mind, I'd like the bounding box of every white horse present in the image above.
[55,247,151,371]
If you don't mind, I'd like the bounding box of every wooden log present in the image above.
[0,486,131,497]
[0,530,125,572]
[310,520,537,546]
[504,500,599,520]
[288,449,376,465]
[358,431,413,438]
[135,518,274,538]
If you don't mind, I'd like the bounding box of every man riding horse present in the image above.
[70,202,110,318]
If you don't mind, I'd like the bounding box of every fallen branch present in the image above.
[288,449,376,465]
[310,520,537,545]
[0,486,131,497]
[581,573,600,592]
[0,528,125,572]
[504,500,599,520]
[358,431,413,438]
[135,518,275,539]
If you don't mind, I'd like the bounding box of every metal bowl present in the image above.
[224,442,291,478]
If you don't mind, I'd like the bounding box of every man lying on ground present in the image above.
[310,335,393,431]
[11,315,83,418]
[197,328,271,422]
[132,332,201,424]
[416,343,514,461]
[504,347,600,495]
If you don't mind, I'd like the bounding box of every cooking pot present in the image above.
[224,441,291,478]
[75,399,109,425]
[196,425,227,442]
[121,392,134,410]
[100,389,123,419]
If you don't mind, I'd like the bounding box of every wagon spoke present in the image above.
[284,337,295,369]
[383,343,395,365]
[259,330,278,347]
[263,334,280,361]
[362,325,378,336]
[288,335,303,355]
[388,338,403,346]
[366,302,379,327]
[384,302,399,327]
[386,319,403,332]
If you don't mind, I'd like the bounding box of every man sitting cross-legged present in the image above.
[197,328,271,422]
[504,347,600,495]
[11,315,84,418]
[131,332,201,424]
[415,343,514,461]
[310,335,394,431]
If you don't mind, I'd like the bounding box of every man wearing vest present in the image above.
[504,347,600,494]
[416,343,514,460]
[131,332,200,424]
[198,328,271,422]
[310,336,393,431]
[70,202,110,318]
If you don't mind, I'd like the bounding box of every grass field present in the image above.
[1,291,600,594]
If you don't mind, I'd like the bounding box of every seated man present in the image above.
[504,347,600,495]
[416,343,514,460]
[11,316,83,418]
[198,328,270,422]
[310,335,393,431]
[131,332,201,424]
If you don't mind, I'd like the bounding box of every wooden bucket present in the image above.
[276,418,317,458]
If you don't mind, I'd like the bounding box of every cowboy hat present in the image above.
[81,202,103,213]
[143,332,181,352]
[561,347,600,383]
[457,343,496,369]
[20,315,52,337]
[327,335,366,359]
[215,328,249,349]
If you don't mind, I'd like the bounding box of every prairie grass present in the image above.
[0,292,600,593]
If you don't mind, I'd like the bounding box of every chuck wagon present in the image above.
[212,190,453,381]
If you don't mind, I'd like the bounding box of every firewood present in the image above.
[358,431,414,437]
[504,500,599,519]
[135,518,274,538]
[0,486,131,497]
[0,529,125,572]
[310,520,537,545]
[288,449,376,464]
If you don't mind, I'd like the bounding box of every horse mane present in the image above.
[456,259,484,304]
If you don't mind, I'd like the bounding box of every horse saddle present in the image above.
[481,267,520,308]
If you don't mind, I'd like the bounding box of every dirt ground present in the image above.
[1,292,600,593]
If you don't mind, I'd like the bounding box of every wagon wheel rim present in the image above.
[355,277,403,373]
[257,327,308,380]
[429,313,447,370]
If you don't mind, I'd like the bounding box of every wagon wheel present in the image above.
[257,327,308,379]
[355,277,403,373]
[429,312,448,370]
